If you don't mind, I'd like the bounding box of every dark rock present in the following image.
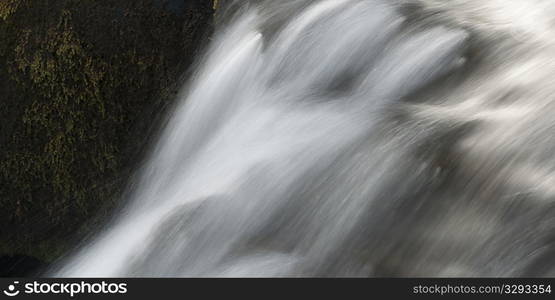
[0,0,214,262]
[0,255,47,277]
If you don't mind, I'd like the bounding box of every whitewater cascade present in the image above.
[54,0,555,276]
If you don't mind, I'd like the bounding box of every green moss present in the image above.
[0,0,20,21]
[10,9,114,211]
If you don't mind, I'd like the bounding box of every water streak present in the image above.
[53,0,555,277]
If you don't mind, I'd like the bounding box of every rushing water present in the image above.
[53,0,555,276]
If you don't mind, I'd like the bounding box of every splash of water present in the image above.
[53,0,555,276]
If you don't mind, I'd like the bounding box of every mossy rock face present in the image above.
[0,0,213,261]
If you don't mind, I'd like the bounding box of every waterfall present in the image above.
[53,0,555,277]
